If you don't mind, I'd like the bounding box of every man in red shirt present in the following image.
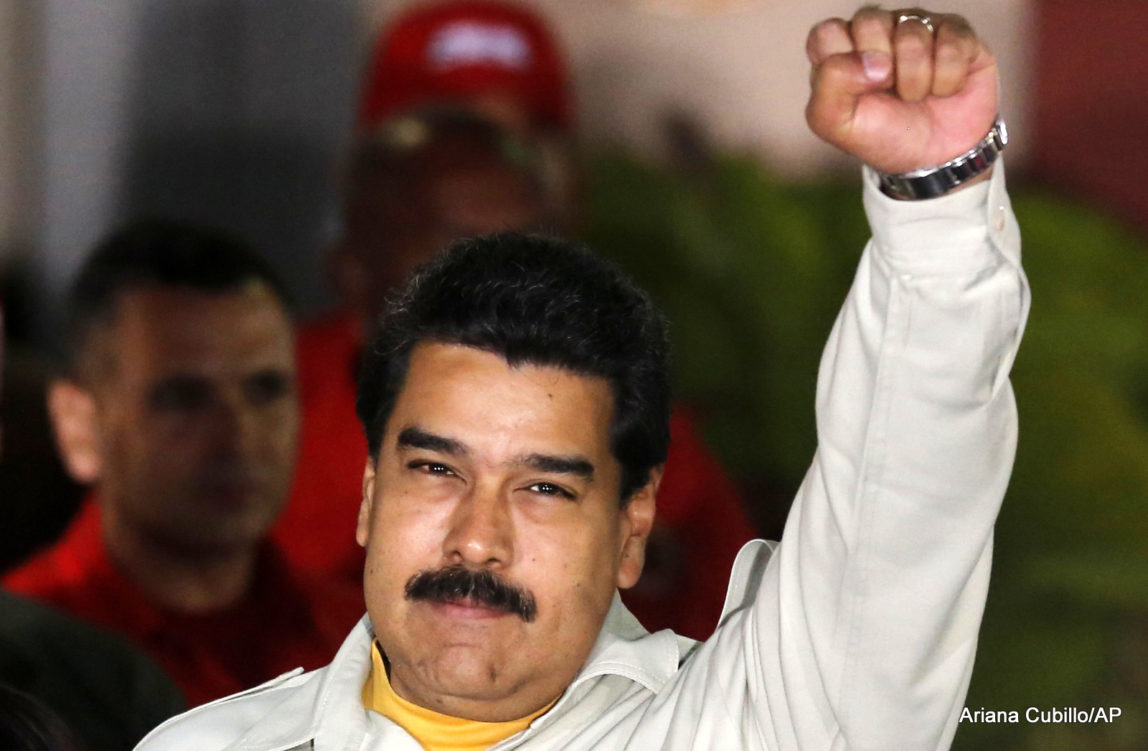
[279,0,757,641]
[3,221,363,707]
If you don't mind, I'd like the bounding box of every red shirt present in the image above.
[279,310,756,640]
[272,311,372,581]
[3,502,364,708]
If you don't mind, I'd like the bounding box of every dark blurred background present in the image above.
[1,1,1144,748]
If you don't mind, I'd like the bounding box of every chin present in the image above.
[424,651,518,700]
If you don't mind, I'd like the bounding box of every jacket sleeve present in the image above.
[671,164,1029,751]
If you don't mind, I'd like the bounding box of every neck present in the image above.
[102,509,260,614]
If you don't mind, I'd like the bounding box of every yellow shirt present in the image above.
[362,641,554,751]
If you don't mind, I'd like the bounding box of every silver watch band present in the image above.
[878,118,1008,200]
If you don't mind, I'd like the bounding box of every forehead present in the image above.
[388,342,614,458]
[426,161,539,227]
[95,283,293,379]
[353,138,540,218]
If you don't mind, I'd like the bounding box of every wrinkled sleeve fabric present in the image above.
[670,164,1028,751]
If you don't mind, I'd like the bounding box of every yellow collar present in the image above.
[362,641,553,751]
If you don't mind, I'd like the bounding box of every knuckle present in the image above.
[813,18,843,35]
[852,15,889,38]
[852,4,888,23]
[808,18,850,62]
[944,13,973,32]
[937,14,977,43]
[811,19,843,45]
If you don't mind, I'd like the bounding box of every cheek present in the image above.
[245,397,297,436]
[115,417,179,472]
[365,488,450,570]
[361,506,446,625]
[264,409,300,457]
[523,523,621,616]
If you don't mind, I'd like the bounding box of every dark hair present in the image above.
[356,232,671,503]
[0,684,83,751]
[64,219,289,372]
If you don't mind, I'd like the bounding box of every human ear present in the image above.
[355,458,378,549]
[47,379,102,484]
[616,466,662,590]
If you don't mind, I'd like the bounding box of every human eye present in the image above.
[407,460,457,477]
[244,369,292,406]
[526,481,576,500]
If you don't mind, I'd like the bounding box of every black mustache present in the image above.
[405,566,538,623]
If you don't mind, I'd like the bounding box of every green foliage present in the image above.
[959,191,1148,750]
[585,153,864,488]
[585,153,1148,750]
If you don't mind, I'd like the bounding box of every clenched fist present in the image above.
[805,7,998,178]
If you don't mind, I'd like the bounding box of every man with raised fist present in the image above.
[137,8,1027,749]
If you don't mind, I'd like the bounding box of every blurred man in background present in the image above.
[1,305,186,750]
[277,0,757,640]
[3,221,362,707]
[356,0,578,230]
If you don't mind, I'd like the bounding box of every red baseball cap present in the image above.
[357,1,573,133]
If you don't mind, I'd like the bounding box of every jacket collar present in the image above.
[567,592,685,692]
[226,593,685,750]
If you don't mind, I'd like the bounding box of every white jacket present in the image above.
[136,166,1028,751]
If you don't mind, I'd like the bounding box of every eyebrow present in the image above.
[397,426,469,456]
[396,426,596,480]
[519,453,595,480]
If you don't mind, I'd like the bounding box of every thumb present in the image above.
[806,51,893,145]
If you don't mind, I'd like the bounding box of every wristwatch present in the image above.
[878,118,1008,200]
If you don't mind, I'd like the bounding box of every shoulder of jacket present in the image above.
[717,539,778,626]
[133,667,315,750]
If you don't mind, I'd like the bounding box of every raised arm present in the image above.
[667,8,1030,750]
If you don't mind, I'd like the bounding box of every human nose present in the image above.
[209,390,257,455]
[442,483,514,569]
